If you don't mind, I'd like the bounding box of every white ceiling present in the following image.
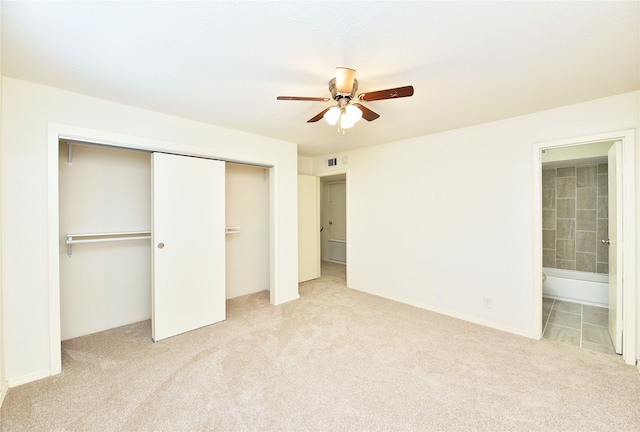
[2,1,638,157]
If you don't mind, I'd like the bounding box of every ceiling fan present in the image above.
[277,67,414,133]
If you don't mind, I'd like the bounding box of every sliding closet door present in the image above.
[151,153,225,342]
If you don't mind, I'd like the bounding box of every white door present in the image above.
[328,182,346,240]
[298,175,320,282]
[152,153,226,342]
[607,141,623,353]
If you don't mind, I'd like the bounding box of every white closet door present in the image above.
[298,175,320,282]
[151,153,225,342]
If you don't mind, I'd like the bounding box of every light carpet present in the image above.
[2,262,639,431]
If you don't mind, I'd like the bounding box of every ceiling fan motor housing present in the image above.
[329,77,358,101]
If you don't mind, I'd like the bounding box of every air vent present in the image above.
[327,158,337,167]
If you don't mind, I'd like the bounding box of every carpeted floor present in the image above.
[1,262,639,431]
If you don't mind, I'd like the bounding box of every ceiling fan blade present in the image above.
[352,103,380,121]
[335,67,356,94]
[307,107,331,123]
[358,85,414,102]
[277,96,330,101]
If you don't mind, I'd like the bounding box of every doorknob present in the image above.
[601,239,610,245]
[157,242,165,249]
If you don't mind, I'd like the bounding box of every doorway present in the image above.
[533,130,636,365]
[319,172,348,280]
[540,142,613,353]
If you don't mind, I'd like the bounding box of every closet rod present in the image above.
[66,231,151,257]
[67,227,240,256]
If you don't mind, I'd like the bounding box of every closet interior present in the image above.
[58,141,270,342]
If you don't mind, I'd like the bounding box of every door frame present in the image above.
[532,129,636,365]
[47,123,281,375]
[317,169,350,285]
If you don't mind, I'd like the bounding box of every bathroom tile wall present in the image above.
[542,163,608,274]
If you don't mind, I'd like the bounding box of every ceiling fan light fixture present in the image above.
[335,67,356,94]
[339,112,355,130]
[344,104,363,123]
[324,106,341,125]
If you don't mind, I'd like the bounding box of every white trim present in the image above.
[8,369,51,388]
[48,122,284,378]
[47,126,61,375]
[533,129,636,365]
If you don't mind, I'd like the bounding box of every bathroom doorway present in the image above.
[540,141,613,354]
[533,130,636,365]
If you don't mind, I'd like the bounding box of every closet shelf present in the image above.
[66,231,151,257]
[67,227,240,256]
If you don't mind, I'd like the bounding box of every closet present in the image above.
[59,142,270,343]
[59,143,151,340]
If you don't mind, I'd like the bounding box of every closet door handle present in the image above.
[157,242,165,249]
[601,239,610,245]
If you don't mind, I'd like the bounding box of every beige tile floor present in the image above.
[542,297,616,355]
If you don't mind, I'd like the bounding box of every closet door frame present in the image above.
[46,123,285,376]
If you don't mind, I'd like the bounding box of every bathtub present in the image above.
[543,267,608,307]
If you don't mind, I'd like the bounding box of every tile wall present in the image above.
[542,163,608,274]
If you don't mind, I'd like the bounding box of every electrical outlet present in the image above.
[483,298,492,308]
[436,290,443,301]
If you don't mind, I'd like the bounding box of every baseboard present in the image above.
[8,369,51,388]
[272,293,300,306]
[349,285,534,339]
[0,380,7,408]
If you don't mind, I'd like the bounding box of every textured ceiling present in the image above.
[2,1,639,157]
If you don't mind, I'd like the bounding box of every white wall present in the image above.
[312,91,639,342]
[1,77,299,384]
[297,156,313,175]
[59,143,151,340]
[225,163,270,298]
